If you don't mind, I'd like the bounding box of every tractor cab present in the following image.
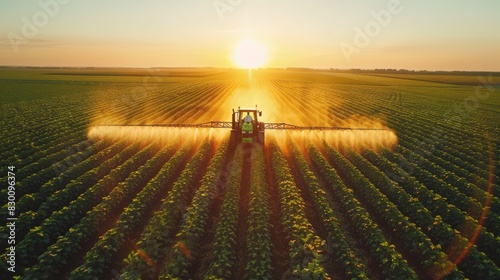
[230,106,265,146]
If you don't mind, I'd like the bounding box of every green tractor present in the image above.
[230,106,265,147]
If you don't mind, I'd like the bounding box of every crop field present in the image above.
[1,68,499,279]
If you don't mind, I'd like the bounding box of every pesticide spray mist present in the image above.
[268,122,398,154]
[87,126,228,147]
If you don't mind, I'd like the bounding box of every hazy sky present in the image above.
[1,0,499,70]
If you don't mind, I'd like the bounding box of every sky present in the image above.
[0,0,499,71]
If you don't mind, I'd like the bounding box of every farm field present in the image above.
[1,68,499,279]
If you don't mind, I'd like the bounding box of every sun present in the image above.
[232,38,267,69]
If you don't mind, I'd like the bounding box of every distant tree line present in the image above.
[285,67,500,76]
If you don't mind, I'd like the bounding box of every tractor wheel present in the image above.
[230,129,238,149]
[258,131,265,144]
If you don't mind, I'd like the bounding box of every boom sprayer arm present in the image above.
[93,106,391,146]
[95,121,389,131]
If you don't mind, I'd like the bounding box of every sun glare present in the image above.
[233,38,267,69]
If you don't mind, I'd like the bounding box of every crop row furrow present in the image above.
[14,141,139,243]
[68,143,196,279]
[119,138,219,279]
[12,141,141,268]
[14,141,157,273]
[268,140,331,279]
[393,121,496,196]
[23,143,175,279]
[383,148,500,237]
[12,140,114,214]
[149,83,209,123]
[158,139,232,279]
[288,141,369,279]
[364,149,500,278]
[393,117,491,180]
[244,146,273,279]
[348,148,468,278]
[15,138,94,183]
[204,145,243,279]
[398,137,500,215]
[309,146,417,280]
[326,144,453,279]
[0,138,108,212]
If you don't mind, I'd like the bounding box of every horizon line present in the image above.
[1,65,499,74]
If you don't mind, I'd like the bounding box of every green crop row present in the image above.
[15,138,94,181]
[14,142,155,273]
[0,139,109,220]
[395,141,500,234]
[0,140,116,251]
[346,148,465,279]
[39,141,140,216]
[12,141,140,268]
[430,146,499,208]
[10,140,120,221]
[1,118,83,165]
[391,117,496,197]
[0,127,88,177]
[0,130,88,190]
[288,142,368,279]
[429,146,499,198]
[335,146,463,277]
[22,143,174,280]
[383,147,500,241]
[309,146,418,280]
[119,139,218,279]
[2,118,89,171]
[269,140,331,280]
[204,145,243,279]
[14,141,139,244]
[388,144,500,265]
[398,137,499,214]
[245,146,273,280]
[67,143,195,279]
[399,121,491,180]
[395,142,491,219]
[369,150,476,231]
[364,149,500,279]
[158,139,231,279]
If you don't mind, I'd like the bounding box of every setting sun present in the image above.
[232,38,267,69]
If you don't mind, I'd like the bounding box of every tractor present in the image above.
[230,107,265,146]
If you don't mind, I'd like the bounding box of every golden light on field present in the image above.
[232,38,267,69]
